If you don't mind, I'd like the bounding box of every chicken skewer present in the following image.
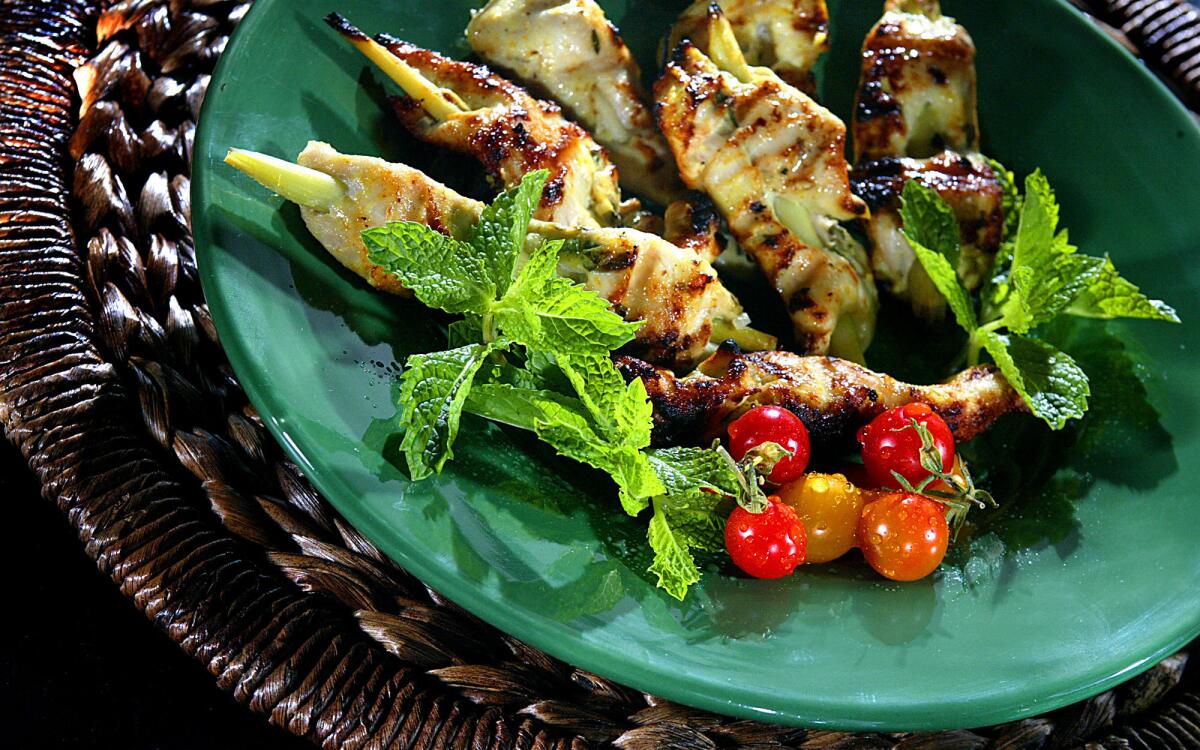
[329,14,735,254]
[852,0,978,163]
[654,8,877,360]
[850,0,1004,320]
[466,0,685,206]
[225,142,774,369]
[327,13,625,230]
[617,344,1026,447]
[663,0,830,94]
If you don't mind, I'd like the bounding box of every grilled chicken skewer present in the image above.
[225,142,773,369]
[851,152,1003,317]
[618,345,1026,447]
[466,0,685,206]
[664,0,830,94]
[327,13,625,229]
[852,0,977,163]
[654,8,877,360]
[850,0,1004,319]
[329,13,732,255]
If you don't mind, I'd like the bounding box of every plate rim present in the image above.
[192,0,1200,730]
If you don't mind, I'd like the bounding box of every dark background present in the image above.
[0,440,309,749]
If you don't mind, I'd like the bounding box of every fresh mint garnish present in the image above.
[901,168,1178,430]
[368,171,775,599]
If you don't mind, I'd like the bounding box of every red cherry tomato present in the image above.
[727,405,811,484]
[857,492,949,582]
[857,403,955,489]
[725,497,807,579]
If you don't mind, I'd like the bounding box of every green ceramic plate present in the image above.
[192,0,1200,730]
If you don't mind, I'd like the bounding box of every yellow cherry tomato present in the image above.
[777,473,865,563]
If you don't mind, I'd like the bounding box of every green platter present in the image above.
[192,0,1200,730]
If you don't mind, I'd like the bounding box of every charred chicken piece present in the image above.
[850,0,1003,321]
[664,0,830,94]
[617,345,1026,447]
[663,194,724,265]
[466,0,685,205]
[326,13,624,229]
[225,143,773,369]
[851,151,1003,318]
[852,0,979,163]
[655,27,876,360]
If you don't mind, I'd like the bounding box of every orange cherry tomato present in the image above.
[857,492,949,582]
[777,473,864,564]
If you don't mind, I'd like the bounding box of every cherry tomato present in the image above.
[857,403,955,489]
[857,492,949,582]
[777,473,864,564]
[725,497,807,579]
[727,405,811,484]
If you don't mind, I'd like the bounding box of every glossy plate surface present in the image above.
[192,0,1200,730]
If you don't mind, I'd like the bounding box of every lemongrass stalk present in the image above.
[711,318,777,352]
[706,10,755,83]
[224,148,345,211]
[328,15,466,121]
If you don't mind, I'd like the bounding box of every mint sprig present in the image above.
[901,169,1178,430]
[369,171,774,600]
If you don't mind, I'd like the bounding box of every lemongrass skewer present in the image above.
[224,148,777,355]
[224,148,346,209]
[325,13,466,121]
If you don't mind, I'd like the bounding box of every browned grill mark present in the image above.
[619,349,1027,447]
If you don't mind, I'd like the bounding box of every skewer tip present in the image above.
[224,147,345,211]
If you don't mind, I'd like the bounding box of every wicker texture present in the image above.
[0,0,1197,748]
[1083,0,1200,109]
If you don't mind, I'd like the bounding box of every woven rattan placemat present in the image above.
[1,1,1197,747]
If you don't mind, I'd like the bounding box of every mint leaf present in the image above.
[646,446,741,506]
[465,382,591,431]
[469,170,548,295]
[526,396,662,515]
[1067,255,1180,323]
[398,342,501,479]
[1005,246,1103,333]
[1001,172,1104,333]
[558,353,653,447]
[979,331,1089,430]
[668,509,727,554]
[900,182,977,332]
[647,501,702,601]
[609,450,667,516]
[363,222,495,314]
[900,179,961,270]
[498,238,641,355]
[1014,171,1059,255]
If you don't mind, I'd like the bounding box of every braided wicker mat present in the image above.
[2,0,1198,747]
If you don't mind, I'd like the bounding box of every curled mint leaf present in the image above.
[397,342,504,479]
[647,500,702,601]
[900,181,978,332]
